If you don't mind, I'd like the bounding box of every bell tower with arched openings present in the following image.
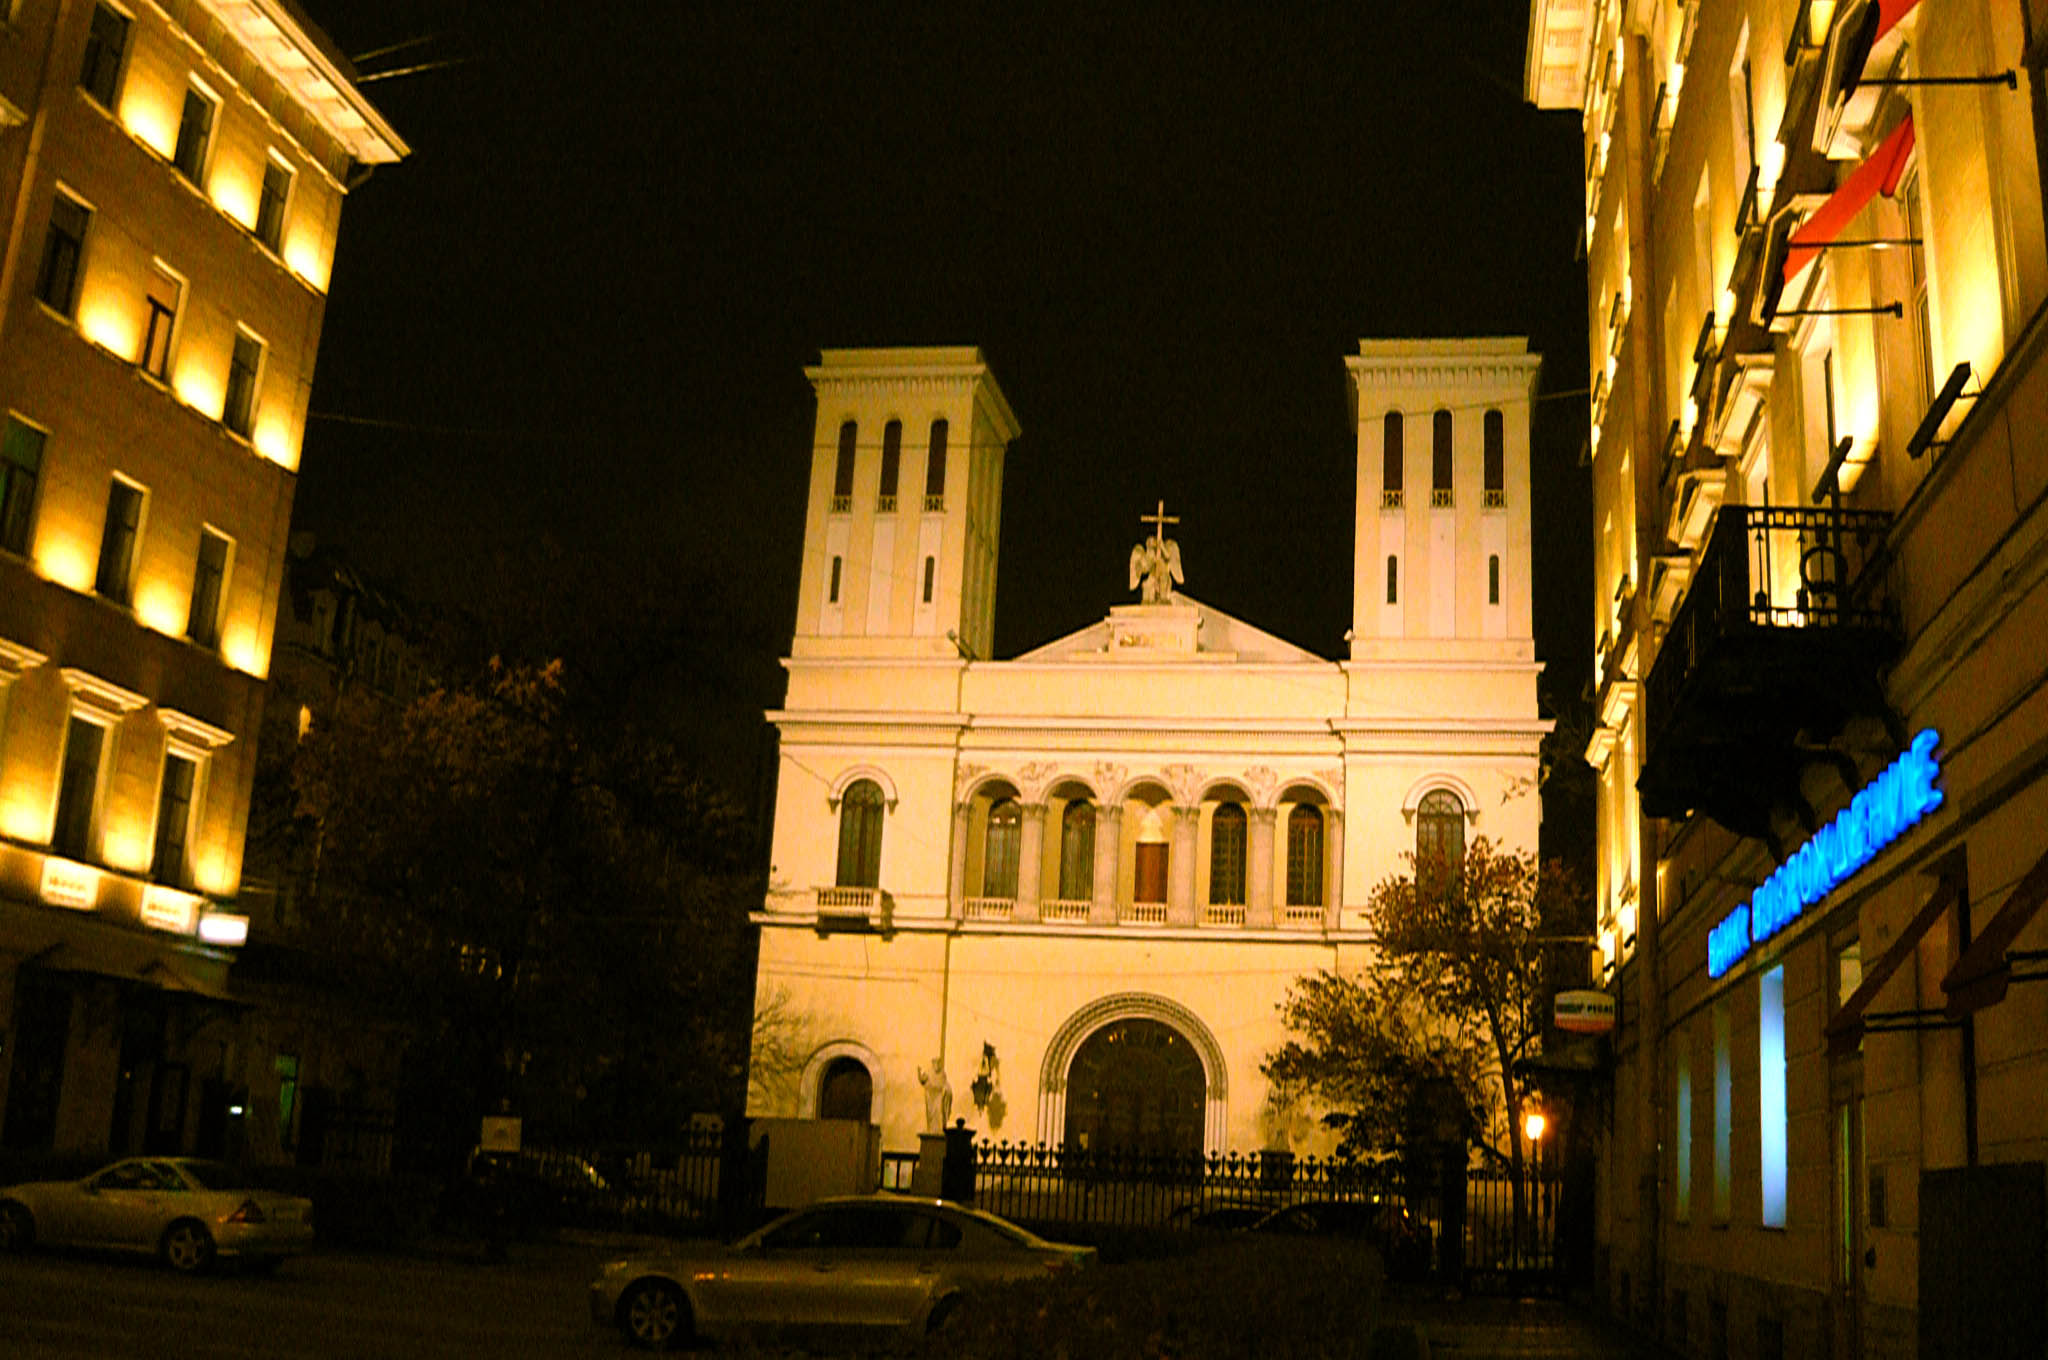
[793,348,1020,661]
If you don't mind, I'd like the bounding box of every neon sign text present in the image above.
[1707,729,1944,979]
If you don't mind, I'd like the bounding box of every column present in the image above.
[948,802,972,920]
[1167,805,1200,927]
[1247,807,1277,928]
[1016,802,1046,922]
[1090,804,1122,925]
[1324,808,1345,928]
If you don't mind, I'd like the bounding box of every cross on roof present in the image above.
[1140,499,1179,548]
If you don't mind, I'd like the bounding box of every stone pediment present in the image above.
[1012,596,1324,664]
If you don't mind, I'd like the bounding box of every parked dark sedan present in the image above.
[1248,1197,1433,1278]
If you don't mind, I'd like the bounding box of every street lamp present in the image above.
[1523,1109,1548,1144]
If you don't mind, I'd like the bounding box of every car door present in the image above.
[70,1161,172,1249]
[715,1205,929,1330]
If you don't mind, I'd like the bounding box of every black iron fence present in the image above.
[482,1127,735,1236]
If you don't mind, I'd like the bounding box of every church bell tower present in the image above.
[793,348,1020,660]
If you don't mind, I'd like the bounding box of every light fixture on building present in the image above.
[1524,1110,1548,1143]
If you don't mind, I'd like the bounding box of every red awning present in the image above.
[1784,114,1917,283]
[1826,857,1959,1056]
[1943,843,2048,1015]
[1875,0,1921,43]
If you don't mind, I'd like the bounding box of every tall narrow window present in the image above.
[1488,554,1501,605]
[255,157,293,253]
[1759,965,1788,1227]
[224,331,264,438]
[1382,412,1404,507]
[140,263,181,381]
[152,752,197,884]
[1416,790,1465,882]
[921,555,935,604]
[35,194,90,317]
[1483,410,1505,506]
[275,1054,300,1150]
[924,419,948,510]
[172,87,217,184]
[1675,1040,1693,1224]
[1386,555,1398,604]
[832,420,856,512]
[1208,803,1247,905]
[52,716,106,859]
[1431,410,1454,506]
[78,3,128,108]
[1,417,46,556]
[95,478,143,604]
[878,420,901,511]
[834,779,884,888]
[187,528,231,648]
[828,555,842,603]
[1285,805,1323,907]
[1713,998,1733,1223]
[983,798,1021,899]
[1058,800,1095,901]
[1902,173,1933,404]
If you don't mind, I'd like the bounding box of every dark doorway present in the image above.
[1133,843,1168,904]
[818,1057,873,1122]
[3,979,72,1150]
[1062,1018,1204,1156]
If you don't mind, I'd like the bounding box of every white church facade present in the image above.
[748,340,1550,1159]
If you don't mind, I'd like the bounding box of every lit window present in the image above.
[878,420,901,511]
[831,420,856,512]
[1208,803,1246,905]
[835,780,884,888]
[1483,409,1505,507]
[187,528,231,648]
[78,3,128,109]
[140,263,181,381]
[256,157,294,253]
[924,419,948,510]
[172,86,217,185]
[52,715,107,860]
[1285,805,1323,907]
[1382,412,1404,507]
[35,193,90,317]
[94,478,144,605]
[152,751,198,885]
[223,331,263,437]
[0,417,46,556]
[1431,410,1454,506]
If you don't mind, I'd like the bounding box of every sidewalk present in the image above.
[1380,1290,1678,1360]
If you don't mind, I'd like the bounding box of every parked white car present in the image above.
[0,1157,314,1273]
[590,1195,1095,1349]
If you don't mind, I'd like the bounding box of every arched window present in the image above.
[1431,410,1453,506]
[1416,789,1465,885]
[818,1056,873,1122]
[1209,803,1247,905]
[1382,412,1404,506]
[925,419,948,509]
[1483,409,1505,506]
[835,779,885,888]
[1285,806,1324,906]
[832,420,857,510]
[1059,800,1096,901]
[879,420,902,509]
[983,798,1022,898]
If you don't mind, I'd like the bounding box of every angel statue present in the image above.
[1127,499,1185,604]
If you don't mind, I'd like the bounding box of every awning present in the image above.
[1943,843,2048,1015]
[1874,0,1921,42]
[1825,851,1960,1056]
[1785,114,1916,283]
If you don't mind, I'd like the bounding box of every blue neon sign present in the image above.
[1706,729,1944,979]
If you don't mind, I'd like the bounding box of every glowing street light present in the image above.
[1523,1109,1548,1144]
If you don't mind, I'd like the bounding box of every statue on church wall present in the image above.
[918,1059,953,1134]
[1128,499,1185,604]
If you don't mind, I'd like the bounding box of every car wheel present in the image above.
[619,1278,689,1351]
[161,1219,215,1274]
[0,1201,34,1253]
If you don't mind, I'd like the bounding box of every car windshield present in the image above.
[177,1161,255,1191]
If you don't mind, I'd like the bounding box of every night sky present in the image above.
[288,1,1592,805]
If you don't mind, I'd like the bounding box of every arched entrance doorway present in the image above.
[817,1056,873,1122]
[1061,1018,1204,1156]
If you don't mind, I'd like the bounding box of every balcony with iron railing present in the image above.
[1639,504,1900,838]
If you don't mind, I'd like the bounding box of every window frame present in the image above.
[150,745,201,886]
[94,475,146,606]
[1285,804,1323,907]
[51,712,112,861]
[35,189,92,318]
[139,260,184,382]
[834,779,885,889]
[0,414,48,558]
[222,328,265,438]
[78,2,130,111]
[186,526,232,648]
[1483,409,1506,507]
[831,420,857,512]
[878,420,901,511]
[255,153,295,253]
[1431,409,1454,507]
[1382,411,1404,507]
[172,81,220,187]
[924,419,948,510]
[1208,803,1247,906]
[1058,799,1095,901]
[1415,789,1465,882]
[982,797,1022,899]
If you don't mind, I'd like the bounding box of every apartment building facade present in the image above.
[1528,1,2048,1356]
[0,0,401,1158]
